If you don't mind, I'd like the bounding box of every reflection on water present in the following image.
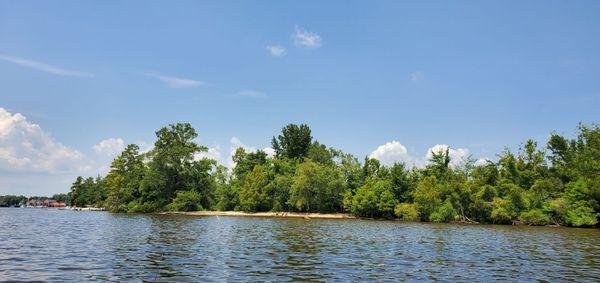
[1,208,599,281]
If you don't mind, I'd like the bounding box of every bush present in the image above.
[126,200,165,213]
[519,209,551,226]
[545,198,567,223]
[349,180,396,217]
[565,202,598,227]
[429,200,457,222]
[350,185,378,217]
[394,203,419,221]
[469,199,493,223]
[166,190,203,212]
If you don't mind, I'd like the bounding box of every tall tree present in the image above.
[139,123,213,211]
[238,165,274,211]
[271,123,312,159]
[289,160,345,212]
[105,144,146,212]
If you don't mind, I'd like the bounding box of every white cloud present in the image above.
[133,141,153,154]
[475,157,490,166]
[293,26,322,48]
[369,141,413,166]
[237,90,267,98]
[267,45,286,57]
[263,147,275,158]
[369,141,473,168]
[425,144,471,168]
[0,54,93,77]
[228,137,254,167]
[92,138,125,157]
[142,72,205,88]
[0,107,86,173]
[197,137,273,169]
[410,71,424,82]
[196,145,222,162]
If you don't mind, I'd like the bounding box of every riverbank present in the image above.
[71,207,105,211]
[159,211,356,219]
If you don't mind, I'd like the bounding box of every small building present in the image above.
[48,202,66,207]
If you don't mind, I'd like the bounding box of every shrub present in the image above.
[350,185,378,217]
[565,201,598,227]
[394,203,419,221]
[519,209,551,226]
[126,200,165,213]
[166,190,202,212]
[349,180,396,217]
[429,200,457,222]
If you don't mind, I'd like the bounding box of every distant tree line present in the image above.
[0,195,27,207]
[68,123,600,227]
[0,194,69,207]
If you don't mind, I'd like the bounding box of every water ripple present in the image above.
[1,208,599,282]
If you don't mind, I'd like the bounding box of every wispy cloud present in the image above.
[236,90,267,98]
[0,54,93,77]
[92,138,125,157]
[267,45,286,57]
[142,72,205,88]
[293,26,322,48]
[409,71,424,83]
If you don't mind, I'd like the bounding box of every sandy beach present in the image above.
[159,211,356,219]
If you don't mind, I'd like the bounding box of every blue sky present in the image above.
[1,1,599,195]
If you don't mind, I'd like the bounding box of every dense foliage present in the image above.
[68,123,600,227]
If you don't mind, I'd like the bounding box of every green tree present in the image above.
[232,148,268,180]
[307,141,336,166]
[271,123,312,159]
[289,160,345,212]
[389,162,414,202]
[349,179,396,217]
[238,165,274,211]
[412,176,442,221]
[139,123,214,211]
[394,203,419,221]
[214,165,239,211]
[167,190,203,212]
[105,144,146,212]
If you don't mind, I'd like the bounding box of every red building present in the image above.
[48,202,66,207]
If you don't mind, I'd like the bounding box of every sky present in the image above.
[1,1,599,196]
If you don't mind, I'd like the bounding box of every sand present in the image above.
[158,210,356,219]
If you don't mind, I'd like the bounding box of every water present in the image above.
[1,208,599,282]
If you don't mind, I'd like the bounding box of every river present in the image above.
[1,208,599,282]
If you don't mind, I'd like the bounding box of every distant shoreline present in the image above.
[158,211,356,219]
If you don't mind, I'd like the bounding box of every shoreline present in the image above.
[158,210,356,219]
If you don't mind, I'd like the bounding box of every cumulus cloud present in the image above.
[293,26,322,48]
[92,138,125,157]
[263,147,276,158]
[195,145,222,162]
[267,45,286,57]
[410,71,424,82]
[0,54,93,77]
[475,157,490,166]
[142,72,205,88]
[425,144,471,168]
[369,141,473,168]
[369,141,413,166]
[197,137,273,169]
[0,107,86,173]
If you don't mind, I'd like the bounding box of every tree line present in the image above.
[0,194,70,207]
[68,123,600,227]
[0,195,27,207]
